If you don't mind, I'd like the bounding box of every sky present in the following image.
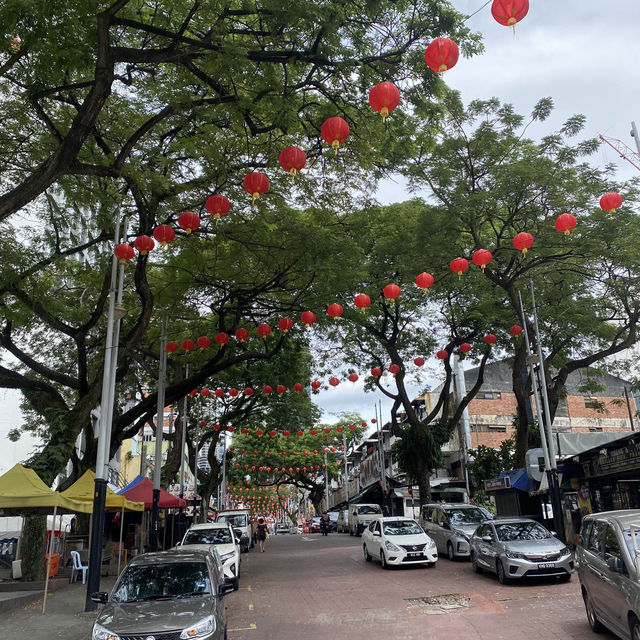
[2,0,640,470]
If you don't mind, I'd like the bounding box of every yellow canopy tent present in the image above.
[0,464,92,614]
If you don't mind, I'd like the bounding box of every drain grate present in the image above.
[405,593,471,615]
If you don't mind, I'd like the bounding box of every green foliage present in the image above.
[468,439,515,495]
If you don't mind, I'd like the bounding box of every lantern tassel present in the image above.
[332,140,340,155]
[381,107,389,122]
[290,168,297,178]
[252,192,259,203]
[522,248,528,256]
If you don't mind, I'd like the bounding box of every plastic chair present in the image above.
[70,550,88,584]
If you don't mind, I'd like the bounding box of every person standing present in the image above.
[320,512,330,536]
[256,517,268,552]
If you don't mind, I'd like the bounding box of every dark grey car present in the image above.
[90,549,233,640]
[469,518,574,583]
[576,509,640,639]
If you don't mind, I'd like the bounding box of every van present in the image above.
[349,503,383,536]
[216,509,252,552]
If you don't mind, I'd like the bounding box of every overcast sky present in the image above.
[2,0,639,471]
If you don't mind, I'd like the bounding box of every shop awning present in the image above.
[499,468,538,492]
[117,476,186,508]
[0,464,92,515]
[61,470,144,512]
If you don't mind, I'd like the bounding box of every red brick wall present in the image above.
[468,394,518,416]
[566,395,632,419]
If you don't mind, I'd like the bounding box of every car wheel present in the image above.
[424,562,436,568]
[630,616,640,640]
[558,573,571,582]
[496,559,510,584]
[471,551,483,574]
[380,551,390,570]
[233,578,239,591]
[583,591,604,633]
[447,542,455,561]
[363,544,372,562]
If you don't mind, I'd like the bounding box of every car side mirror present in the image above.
[550,531,557,537]
[607,556,625,574]
[482,536,493,543]
[218,582,235,597]
[91,592,109,604]
[175,541,181,546]
[373,530,381,537]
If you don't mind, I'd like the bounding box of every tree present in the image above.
[400,94,640,464]
[468,439,515,494]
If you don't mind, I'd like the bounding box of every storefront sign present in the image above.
[484,476,511,491]
[593,439,640,476]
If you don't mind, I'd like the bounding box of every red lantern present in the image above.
[228,388,239,397]
[449,257,469,278]
[491,0,529,27]
[337,426,343,432]
[311,380,321,391]
[415,272,434,291]
[293,383,304,392]
[215,332,230,346]
[182,339,195,352]
[177,211,200,234]
[509,324,523,337]
[383,284,401,301]
[279,146,307,176]
[460,343,472,354]
[414,357,425,367]
[134,235,155,255]
[484,333,498,345]
[354,294,371,310]
[257,323,271,339]
[348,373,359,383]
[321,116,350,152]
[263,385,273,395]
[243,172,269,202]
[235,328,249,342]
[297,430,303,437]
[255,428,262,435]
[278,317,294,333]
[189,389,197,397]
[368,82,401,121]
[269,430,277,437]
[200,388,210,397]
[227,426,235,433]
[164,341,178,354]
[371,367,382,377]
[329,377,340,387]
[283,430,290,437]
[300,311,316,327]
[327,303,343,320]
[472,249,493,271]
[153,225,176,247]
[215,388,225,398]
[599,192,623,214]
[205,194,230,220]
[436,350,449,360]
[424,37,459,73]
[349,424,356,430]
[114,243,134,263]
[276,385,287,394]
[555,213,577,235]
[389,364,401,375]
[196,336,211,350]
[513,232,534,255]
[244,387,254,397]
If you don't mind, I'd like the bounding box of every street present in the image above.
[226,532,617,640]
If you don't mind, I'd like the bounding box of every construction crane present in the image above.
[599,121,640,172]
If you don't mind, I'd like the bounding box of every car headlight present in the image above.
[219,551,235,562]
[384,540,401,552]
[454,530,470,542]
[559,546,570,556]
[427,538,437,548]
[505,551,526,559]
[92,624,120,640]
[180,615,216,639]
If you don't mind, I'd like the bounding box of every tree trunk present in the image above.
[416,461,431,506]
[512,346,531,468]
[21,516,46,582]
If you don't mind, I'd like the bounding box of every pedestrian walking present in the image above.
[320,511,330,536]
[256,517,268,552]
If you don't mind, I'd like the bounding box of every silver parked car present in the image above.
[90,549,234,640]
[469,518,574,584]
[419,503,490,560]
[576,509,640,639]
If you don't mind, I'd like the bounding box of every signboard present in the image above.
[484,476,511,491]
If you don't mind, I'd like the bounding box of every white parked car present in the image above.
[362,517,438,569]
[179,522,241,590]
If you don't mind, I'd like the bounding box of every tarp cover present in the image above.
[117,476,186,508]
[0,464,92,515]
[61,470,144,512]
[499,468,538,492]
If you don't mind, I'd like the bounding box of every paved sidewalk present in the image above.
[1,576,116,640]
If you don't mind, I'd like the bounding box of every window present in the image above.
[586,520,607,555]
[604,526,623,562]
[584,397,602,409]
[183,527,232,545]
[488,425,507,433]
[588,427,603,433]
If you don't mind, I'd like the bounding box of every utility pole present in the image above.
[151,316,167,551]
[342,431,349,507]
[452,355,472,502]
[323,452,329,512]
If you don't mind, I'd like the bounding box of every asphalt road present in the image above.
[226,532,618,640]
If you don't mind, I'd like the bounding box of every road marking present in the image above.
[301,536,318,541]
[247,585,252,592]
[229,624,256,631]
[248,604,254,611]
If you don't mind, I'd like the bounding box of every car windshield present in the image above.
[112,562,211,603]
[445,507,486,525]
[358,506,382,515]
[329,513,339,522]
[495,521,551,541]
[218,514,247,527]
[383,520,422,536]
[623,527,640,565]
[183,528,232,545]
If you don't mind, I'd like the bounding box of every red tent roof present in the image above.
[119,477,186,509]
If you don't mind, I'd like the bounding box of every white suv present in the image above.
[179,522,241,590]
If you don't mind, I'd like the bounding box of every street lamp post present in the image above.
[323,452,329,512]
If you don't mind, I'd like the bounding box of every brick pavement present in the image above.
[225,532,619,640]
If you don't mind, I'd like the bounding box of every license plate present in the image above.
[408,552,423,557]
[538,562,555,569]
